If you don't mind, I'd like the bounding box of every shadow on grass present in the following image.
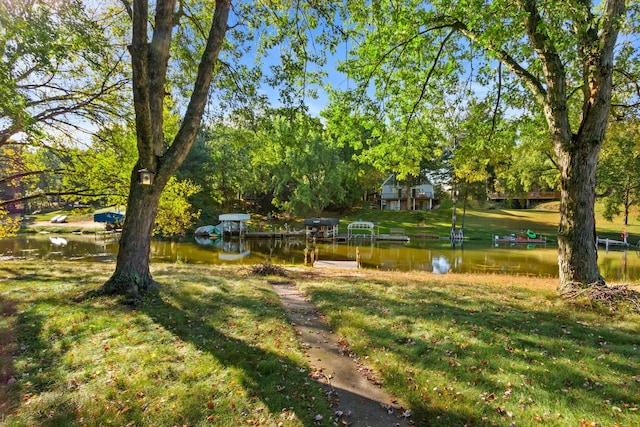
[303,281,640,426]
[141,281,330,425]
[0,296,80,425]
[0,295,17,416]
[2,263,332,426]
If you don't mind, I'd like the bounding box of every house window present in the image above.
[397,188,403,198]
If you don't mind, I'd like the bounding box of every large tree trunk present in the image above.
[100,169,162,302]
[518,0,625,296]
[97,0,230,302]
[556,137,604,295]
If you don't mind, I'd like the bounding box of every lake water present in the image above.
[2,234,639,283]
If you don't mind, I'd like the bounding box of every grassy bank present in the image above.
[340,200,640,243]
[17,200,640,243]
[1,261,639,426]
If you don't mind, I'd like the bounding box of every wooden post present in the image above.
[315,247,319,264]
[356,247,360,268]
[304,248,308,265]
[310,249,315,266]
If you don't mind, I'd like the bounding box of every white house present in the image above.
[380,175,434,211]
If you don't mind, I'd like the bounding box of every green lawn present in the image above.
[1,261,638,426]
[297,270,640,427]
[0,262,332,426]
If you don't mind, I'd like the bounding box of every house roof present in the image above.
[382,174,398,186]
[381,174,433,188]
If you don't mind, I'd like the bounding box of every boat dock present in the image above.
[195,218,455,243]
[304,247,361,269]
[596,237,629,251]
[493,234,547,244]
[312,260,360,269]
[245,231,304,239]
[242,230,412,242]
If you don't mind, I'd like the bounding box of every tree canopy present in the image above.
[335,0,639,292]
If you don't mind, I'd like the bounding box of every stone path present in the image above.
[270,280,412,427]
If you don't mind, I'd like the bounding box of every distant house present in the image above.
[380,175,435,211]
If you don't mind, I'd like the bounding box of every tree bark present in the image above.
[623,185,630,226]
[556,137,603,295]
[99,0,231,302]
[100,169,162,303]
[514,0,625,295]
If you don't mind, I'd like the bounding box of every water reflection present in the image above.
[1,234,639,283]
[431,256,451,274]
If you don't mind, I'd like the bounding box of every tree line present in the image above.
[4,98,639,232]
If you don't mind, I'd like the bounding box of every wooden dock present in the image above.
[375,234,410,242]
[596,237,629,251]
[245,231,305,239]
[313,260,360,269]
[305,247,361,269]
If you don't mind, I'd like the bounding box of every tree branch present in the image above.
[454,20,547,108]
[489,62,503,140]
[363,22,460,94]
[574,0,625,142]
[121,0,133,19]
[406,27,457,133]
[160,0,231,185]
[0,190,114,208]
[130,0,154,168]
[0,169,65,185]
[148,0,177,156]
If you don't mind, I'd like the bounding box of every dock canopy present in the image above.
[219,213,250,235]
[219,213,250,221]
[347,221,375,239]
[303,218,339,240]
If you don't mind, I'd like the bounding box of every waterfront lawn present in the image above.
[1,262,639,426]
[296,270,640,427]
[343,200,640,243]
[0,262,332,427]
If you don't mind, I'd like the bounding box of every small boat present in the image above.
[493,234,547,244]
[194,225,220,236]
[194,236,219,246]
[50,215,68,223]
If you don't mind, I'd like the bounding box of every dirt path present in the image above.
[270,280,412,427]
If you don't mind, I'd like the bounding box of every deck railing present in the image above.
[381,192,434,199]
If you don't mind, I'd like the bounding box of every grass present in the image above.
[1,261,639,426]
[0,262,332,426]
[336,200,640,243]
[296,270,640,427]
